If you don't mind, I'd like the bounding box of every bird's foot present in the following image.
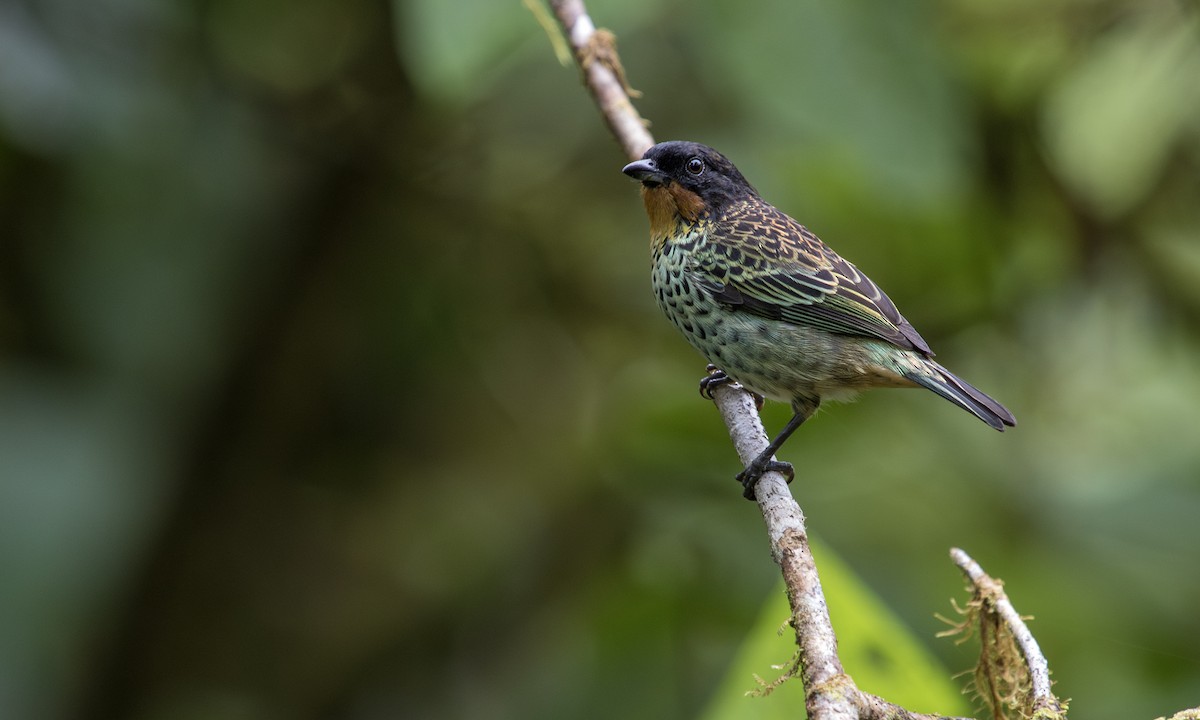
[698,364,764,409]
[698,364,731,399]
[735,455,794,501]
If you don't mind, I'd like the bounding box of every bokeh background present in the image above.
[2,0,1199,718]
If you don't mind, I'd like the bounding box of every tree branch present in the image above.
[949,548,1067,719]
[547,0,652,161]
[707,382,860,718]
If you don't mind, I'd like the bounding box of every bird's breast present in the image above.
[651,239,920,405]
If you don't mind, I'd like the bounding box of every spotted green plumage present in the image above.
[627,141,1015,433]
[685,197,933,355]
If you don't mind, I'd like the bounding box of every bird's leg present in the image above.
[736,403,815,501]
[698,364,764,409]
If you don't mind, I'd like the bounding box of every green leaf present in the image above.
[700,540,968,720]
[1041,9,1200,218]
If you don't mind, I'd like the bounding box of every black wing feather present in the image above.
[691,201,933,355]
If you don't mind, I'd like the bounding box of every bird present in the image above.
[622,141,1015,500]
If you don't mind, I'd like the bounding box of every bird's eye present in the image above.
[686,157,705,176]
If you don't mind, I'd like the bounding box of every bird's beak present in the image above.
[622,158,668,187]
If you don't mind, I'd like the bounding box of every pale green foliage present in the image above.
[703,542,968,720]
[1042,9,1200,218]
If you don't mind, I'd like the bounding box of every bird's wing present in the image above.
[690,201,933,355]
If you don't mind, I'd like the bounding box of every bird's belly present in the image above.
[654,279,912,402]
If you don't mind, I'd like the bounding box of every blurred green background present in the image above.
[2,0,1199,718]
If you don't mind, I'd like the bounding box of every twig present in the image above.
[546,0,652,162]
[949,548,1067,719]
[706,382,858,719]
[1155,710,1200,720]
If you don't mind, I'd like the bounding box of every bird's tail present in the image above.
[905,360,1016,431]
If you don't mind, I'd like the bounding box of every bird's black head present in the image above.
[622,141,756,215]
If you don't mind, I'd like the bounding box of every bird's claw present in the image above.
[699,365,764,409]
[736,458,795,501]
[698,364,732,400]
